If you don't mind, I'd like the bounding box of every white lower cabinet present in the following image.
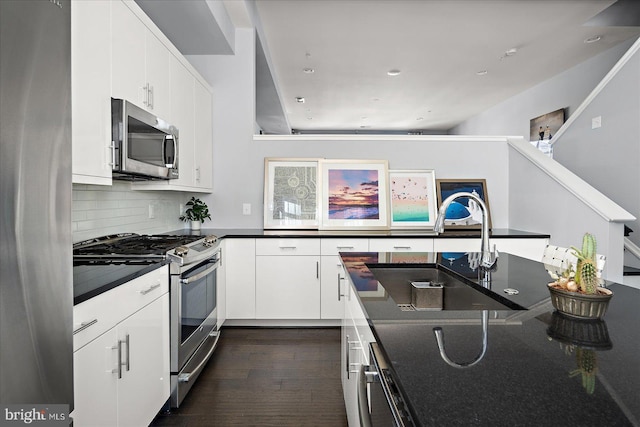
[224,239,256,319]
[256,255,320,319]
[433,237,549,261]
[320,238,369,319]
[342,271,374,427]
[73,267,169,427]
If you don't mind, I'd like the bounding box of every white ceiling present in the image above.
[254,0,640,134]
[137,0,640,135]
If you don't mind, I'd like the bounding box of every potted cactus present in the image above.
[179,197,211,230]
[547,233,613,320]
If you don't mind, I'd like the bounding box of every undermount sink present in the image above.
[367,266,525,311]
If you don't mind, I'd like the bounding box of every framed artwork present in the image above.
[263,158,319,229]
[319,159,389,230]
[389,170,437,229]
[529,108,565,143]
[435,179,491,229]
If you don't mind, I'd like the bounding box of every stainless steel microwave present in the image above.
[111,98,179,180]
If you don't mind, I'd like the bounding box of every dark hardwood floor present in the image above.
[151,327,348,426]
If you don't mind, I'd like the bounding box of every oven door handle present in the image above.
[180,261,219,285]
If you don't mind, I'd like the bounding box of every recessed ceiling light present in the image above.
[295,97,305,103]
[505,48,517,56]
[303,67,315,74]
[416,117,424,121]
[584,35,602,44]
[476,70,488,76]
[387,69,401,76]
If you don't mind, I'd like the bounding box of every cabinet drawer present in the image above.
[73,265,168,351]
[256,238,320,256]
[320,238,369,256]
[368,238,433,252]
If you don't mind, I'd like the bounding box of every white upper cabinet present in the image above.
[111,0,146,109]
[111,1,171,119]
[194,80,213,190]
[72,0,213,190]
[71,0,112,185]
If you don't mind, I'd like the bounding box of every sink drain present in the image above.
[503,288,519,295]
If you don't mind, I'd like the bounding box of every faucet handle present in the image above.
[480,245,499,270]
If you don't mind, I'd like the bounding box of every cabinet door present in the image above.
[71,0,112,185]
[320,255,346,319]
[117,294,170,427]
[194,80,213,190]
[111,0,146,108]
[73,329,119,427]
[256,256,320,319]
[225,239,256,319]
[145,31,172,120]
[169,57,195,187]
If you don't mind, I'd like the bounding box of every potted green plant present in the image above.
[179,197,211,230]
[547,233,613,320]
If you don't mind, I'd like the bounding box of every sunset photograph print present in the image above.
[328,169,379,220]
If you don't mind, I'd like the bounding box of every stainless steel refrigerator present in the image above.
[0,0,73,411]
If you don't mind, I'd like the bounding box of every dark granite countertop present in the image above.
[73,261,166,305]
[163,227,550,239]
[341,252,640,426]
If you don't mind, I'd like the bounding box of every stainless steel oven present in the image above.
[167,237,221,408]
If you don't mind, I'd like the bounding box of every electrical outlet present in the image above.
[242,203,251,215]
[148,204,155,219]
[592,116,602,129]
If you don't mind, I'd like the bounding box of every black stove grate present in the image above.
[73,234,203,257]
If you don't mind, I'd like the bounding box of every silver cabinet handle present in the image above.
[108,141,116,167]
[338,274,345,301]
[73,318,98,335]
[278,246,297,250]
[316,261,319,279]
[124,334,130,372]
[117,339,123,379]
[139,283,161,295]
[345,335,351,379]
[148,84,154,109]
[393,246,411,250]
[336,246,355,250]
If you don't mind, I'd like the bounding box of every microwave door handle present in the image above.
[162,134,178,169]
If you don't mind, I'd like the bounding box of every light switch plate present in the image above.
[242,203,251,215]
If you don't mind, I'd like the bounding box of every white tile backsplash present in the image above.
[72,181,190,242]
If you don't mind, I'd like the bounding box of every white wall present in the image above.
[553,43,640,266]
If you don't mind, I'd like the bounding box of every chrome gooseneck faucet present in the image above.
[434,191,498,271]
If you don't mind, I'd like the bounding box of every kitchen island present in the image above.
[341,251,640,426]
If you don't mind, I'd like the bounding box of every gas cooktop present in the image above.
[73,233,212,264]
